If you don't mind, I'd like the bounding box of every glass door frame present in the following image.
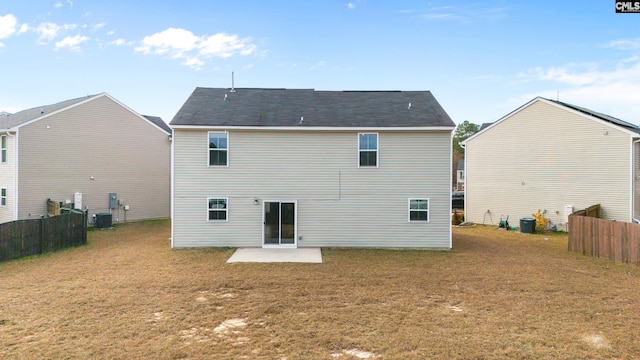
[262,200,297,248]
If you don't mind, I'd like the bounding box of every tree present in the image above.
[451,120,479,190]
[452,120,480,155]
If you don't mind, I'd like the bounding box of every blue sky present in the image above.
[1,1,639,126]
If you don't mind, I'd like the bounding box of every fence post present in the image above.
[39,215,45,255]
[83,210,88,244]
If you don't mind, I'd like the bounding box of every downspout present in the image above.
[461,142,466,219]
[170,130,174,248]
[6,129,18,220]
[632,138,640,223]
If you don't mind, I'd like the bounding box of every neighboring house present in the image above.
[0,93,171,224]
[456,159,465,191]
[170,87,455,248]
[463,97,640,230]
[479,122,493,131]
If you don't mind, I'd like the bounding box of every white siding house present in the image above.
[456,159,465,191]
[170,87,455,248]
[0,93,171,224]
[463,97,640,230]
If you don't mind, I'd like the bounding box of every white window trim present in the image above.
[408,198,430,222]
[208,131,229,167]
[1,187,6,207]
[1,135,6,164]
[207,197,229,222]
[357,132,379,168]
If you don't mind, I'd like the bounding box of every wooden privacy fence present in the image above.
[568,215,640,265]
[0,210,87,263]
[572,204,601,218]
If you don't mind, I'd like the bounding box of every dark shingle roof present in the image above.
[479,122,493,131]
[547,98,640,133]
[0,95,98,129]
[170,87,455,128]
[143,115,172,134]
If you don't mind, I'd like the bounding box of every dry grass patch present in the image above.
[1,220,640,359]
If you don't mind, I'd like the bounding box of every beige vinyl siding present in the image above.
[0,132,16,223]
[465,100,633,228]
[17,95,170,222]
[172,129,452,248]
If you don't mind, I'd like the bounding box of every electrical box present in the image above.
[565,205,574,222]
[109,193,117,209]
[74,192,82,210]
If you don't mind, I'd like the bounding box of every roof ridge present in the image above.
[545,97,639,130]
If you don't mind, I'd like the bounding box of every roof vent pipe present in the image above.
[230,71,236,93]
[408,102,412,110]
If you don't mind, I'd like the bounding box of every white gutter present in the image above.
[170,125,455,131]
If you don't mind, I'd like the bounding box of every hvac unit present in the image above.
[95,213,112,229]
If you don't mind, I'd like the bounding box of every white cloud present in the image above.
[414,5,507,22]
[309,60,326,70]
[36,23,60,40]
[35,22,77,41]
[92,23,106,30]
[199,32,255,58]
[106,30,115,36]
[55,34,88,51]
[53,0,73,9]
[516,59,640,123]
[182,57,204,70]
[348,2,356,9]
[108,38,132,46]
[418,13,460,20]
[242,64,255,69]
[135,27,199,55]
[18,24,29,34]
[522,63,602,86]
[0,14,17,40]
[605,38,640,50]
[135,27,257,68]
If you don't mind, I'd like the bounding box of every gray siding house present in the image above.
[0,93,171,224]
[463,97,640,229]
[170,87,455,248]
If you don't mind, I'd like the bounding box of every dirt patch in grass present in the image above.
[1,221,640,359]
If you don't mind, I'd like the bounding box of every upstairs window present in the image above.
[358,133,378,167]
[1,135,6,164]
[208,198,228,221]
[1,188,6,207]
[409,198,429,222]
[209,132,228,166]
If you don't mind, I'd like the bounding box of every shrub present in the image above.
[532,209,548,232]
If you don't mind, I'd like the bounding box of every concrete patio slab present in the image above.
[227,248,322,263]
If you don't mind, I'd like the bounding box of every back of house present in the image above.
[464,97,640,230]
[0,93,171,224]
[170,87,455,248]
